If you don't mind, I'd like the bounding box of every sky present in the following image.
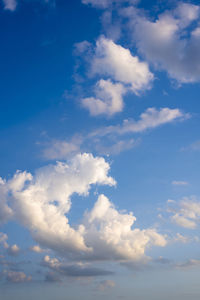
[1,0,200,299]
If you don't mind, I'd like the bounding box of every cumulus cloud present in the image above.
[5,153,115,257]
[82,79,126,116]
[0,153,167,262]
[91,107,188,137]
[168,197,200,229]
[91,37,153,94]
[83,194,166,261]
[129,2,200,83]
[2,0,17,11]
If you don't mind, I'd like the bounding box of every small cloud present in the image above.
[173,233,190,244]
[176,259,200,269]
[2,0,17,11]
[4,270,31,283]
[30,245,46,253]
[97,279,115,291]
[6,244,20,256]
[171,180,188,186]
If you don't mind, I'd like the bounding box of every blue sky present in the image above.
[1,0,200,299]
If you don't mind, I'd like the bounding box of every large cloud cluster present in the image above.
[0,153,166,262]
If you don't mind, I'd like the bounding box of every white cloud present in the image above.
[91,37,154,94]
[83,194,166,261]
[42,137,82,160]
[91,107,188,137]
[172,180,188,186]
[82,79,126,116]
[0,153,166,262]
[30,245,46,253]
[168,197,200,229]
[3,0,17,11]
[173,233,190,244]
[131,3,200,83]
[95,138,136,155]
[6,153,115,256]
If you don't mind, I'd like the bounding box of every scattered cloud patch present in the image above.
[91,37,154,95]
[168,197,200,229]
[91,107,188,137]
[6,244,20,256]
[130,3,200,83]
[172,180,188,186]
[4,270,31,283]
[2,0,17,11]
[82,79,126,116]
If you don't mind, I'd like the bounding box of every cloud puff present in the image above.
[82,79,126,116]
[6,244,20,256]
[168,197,200,229]
[2,0,17,11]
[83,194,166,261]
[30,245,46,253]
[91,107,188,137]
[91,37,153,94]
[4,270,31,283]
[130,3,200,83]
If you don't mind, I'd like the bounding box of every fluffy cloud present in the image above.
[2,0,17,11]
[6,153,115,256]
[0,153,166,262]
[30,245,46,253]
[83,194,166,261]
[82,79,126,116]
[91,37,153,94]
[91,107,188,137]
[130,3,200,83]
[168,197,200,229]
